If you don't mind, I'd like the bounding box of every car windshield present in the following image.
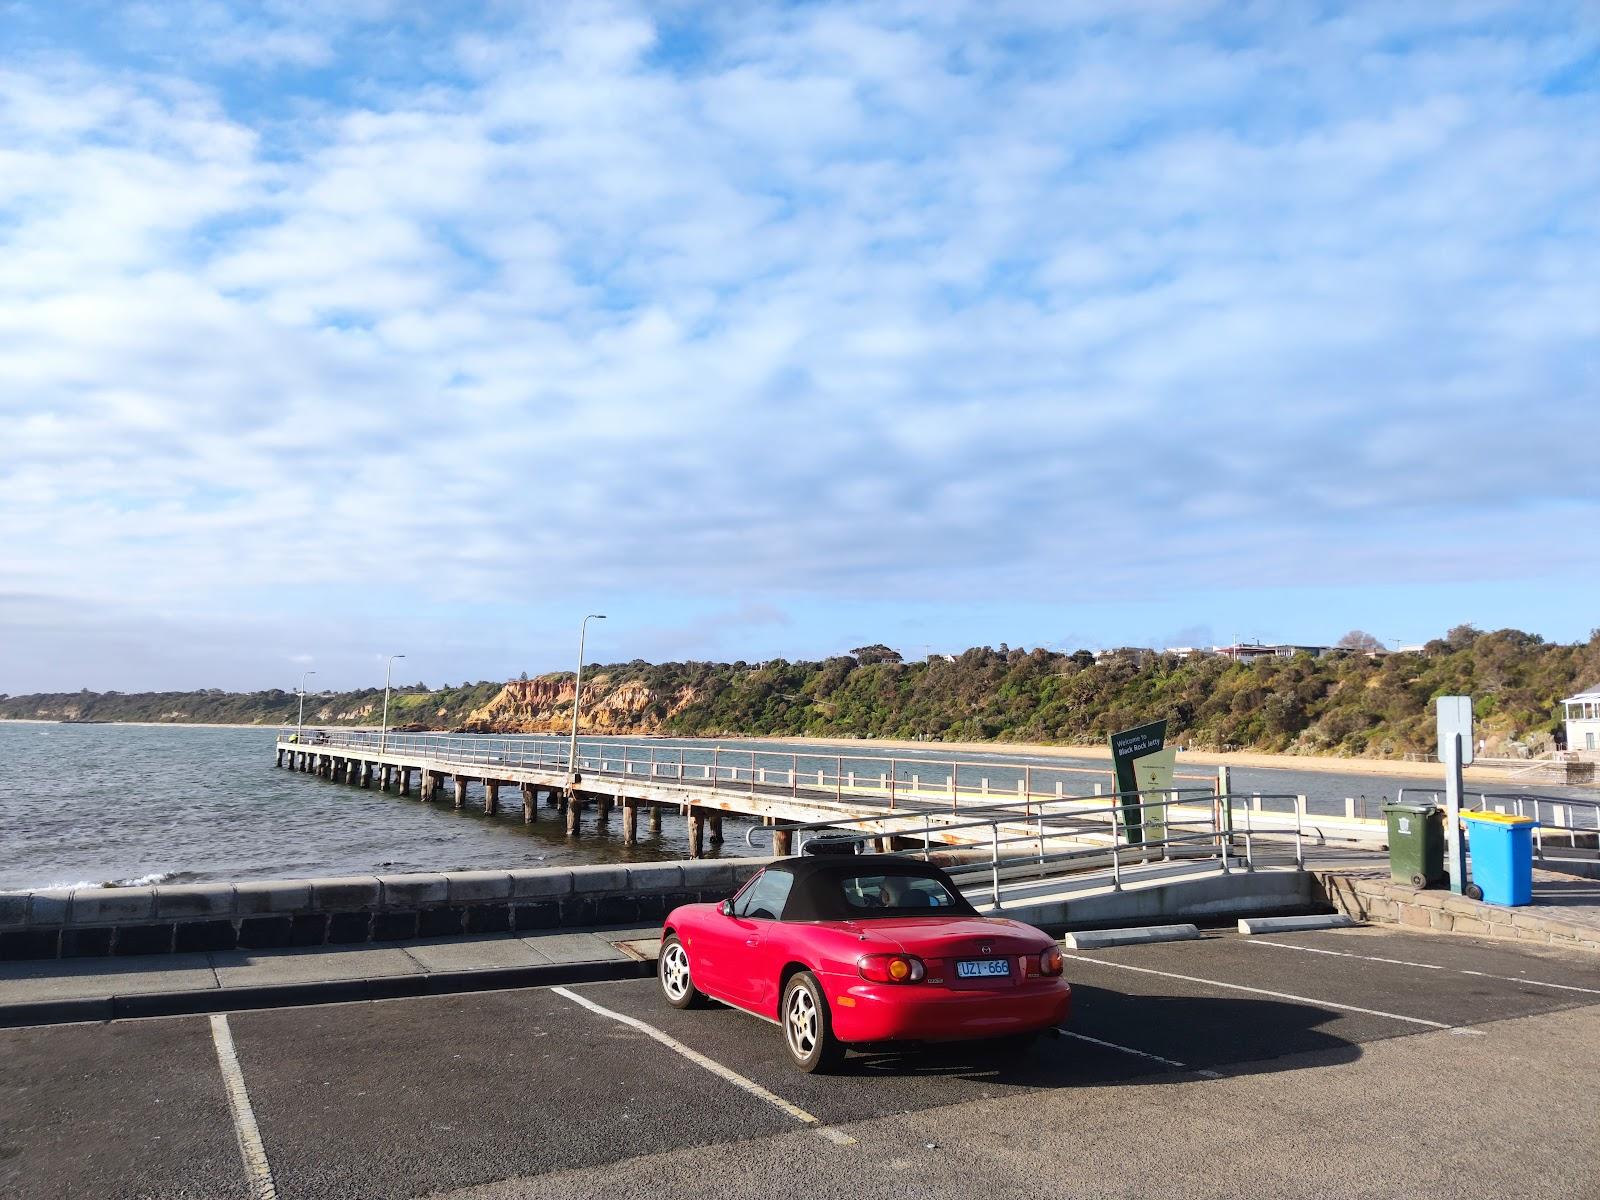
[838,872,963,915]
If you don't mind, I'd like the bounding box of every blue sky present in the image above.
[1,1,1596,692]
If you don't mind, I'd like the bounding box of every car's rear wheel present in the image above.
[659,934,705,1009]
[782,971,843,1073]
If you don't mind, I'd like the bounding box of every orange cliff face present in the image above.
[462,676,699,734]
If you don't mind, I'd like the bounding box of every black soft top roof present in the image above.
[759,854,979,922]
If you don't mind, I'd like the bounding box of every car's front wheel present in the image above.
[782,971,843,1073]
[659,934,705,1009]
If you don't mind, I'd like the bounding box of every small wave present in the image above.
[45,871,181,890]
[110,871,178,888]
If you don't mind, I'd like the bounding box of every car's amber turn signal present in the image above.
[857,953,927,983]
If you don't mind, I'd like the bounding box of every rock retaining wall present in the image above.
[1312,869,1600,954]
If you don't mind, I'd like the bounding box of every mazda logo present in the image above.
[980,944,991,954]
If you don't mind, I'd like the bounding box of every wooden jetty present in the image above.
[272,730,1176,858]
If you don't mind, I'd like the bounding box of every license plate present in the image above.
[955,958,1011,979]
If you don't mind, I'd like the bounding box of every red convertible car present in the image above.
[660,854,1071,1072]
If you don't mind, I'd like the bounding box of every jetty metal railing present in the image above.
[278,727,1219,818]
[1470,792,1600,860]
[1395,787,1600,861]
[740,789,1317,908]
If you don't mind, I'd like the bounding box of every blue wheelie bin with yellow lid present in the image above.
[1461,810,1538,906]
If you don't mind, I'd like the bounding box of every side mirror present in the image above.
[718,900,734,917]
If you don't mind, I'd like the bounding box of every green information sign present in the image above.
[1109,719,1167,845]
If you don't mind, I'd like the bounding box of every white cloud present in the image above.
[0,0,1596,688]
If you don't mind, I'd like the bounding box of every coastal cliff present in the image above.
[461,675,699,734]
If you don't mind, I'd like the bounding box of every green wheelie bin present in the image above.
[1382,802,1446,888]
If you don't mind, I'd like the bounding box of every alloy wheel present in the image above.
[662,943,691,1002]
[786,984,818,1058]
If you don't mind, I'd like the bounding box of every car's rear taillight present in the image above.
[858,953,927,983]
[1039,947,1064,976]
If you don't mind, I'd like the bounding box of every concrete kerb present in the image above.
[235,881,313,914]
[68,887,156,925]
[154,883,237,920]
[0,956,657,1030]
[378,874,450,908]
[445,871,513,903]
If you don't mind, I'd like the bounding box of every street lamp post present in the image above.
[566,614,606,790]
[296,669,316,742]
[380,654,406,753]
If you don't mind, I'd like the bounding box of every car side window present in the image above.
[732,869,794,921]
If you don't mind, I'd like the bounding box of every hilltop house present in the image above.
[1562,689,1600,753]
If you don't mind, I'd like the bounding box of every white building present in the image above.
[1563,689,1600,753]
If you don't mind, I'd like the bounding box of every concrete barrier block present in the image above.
[114,924,175,955]
[0,893,31,927]
[1064,924,1200,949]
[235,881,314,915]
[679,862,743,891]
[28,890,75,926]
[464,904,512,935]
[1,929,59,960]
[624,863,684,892]
[509,870,574,900]
[378,874,449,908]
[569,866,630,894]
[310,876,382,910]
[445,871,513,903]
[175,919,238,953]
[154,884,238,919]
[1236,914,1357,935]
[69,887,156,925]
[61,927,113,958]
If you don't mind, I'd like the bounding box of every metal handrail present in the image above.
[277,726,1222,817]
[736,789,1307,909]
[1469,791,1600,860]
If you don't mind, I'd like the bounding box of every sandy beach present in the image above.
[760,734,1520,782]
[1,718,1524,782]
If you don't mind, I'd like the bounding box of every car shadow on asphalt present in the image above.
[836,985,1365,1085]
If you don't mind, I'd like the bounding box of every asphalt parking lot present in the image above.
[2,926,1596,1200]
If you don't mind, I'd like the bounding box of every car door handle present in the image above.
[745,939,760,947]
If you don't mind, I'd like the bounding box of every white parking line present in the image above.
[1065,953,1453,1029]
[1058,1029,1221,1079]
[1457,969,1600,995]
[1245,940,1445,970]
[209,1014,278,1200]
[552,986,856,1146]
[1248,939,1600,995]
